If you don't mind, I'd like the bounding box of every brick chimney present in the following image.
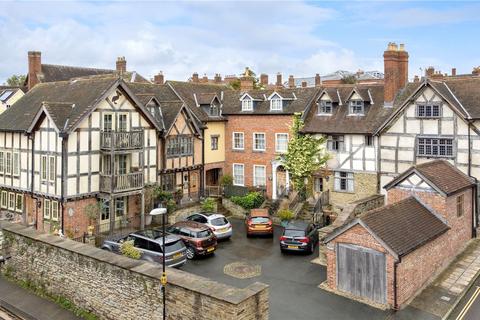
[28,51,42,91]
[425,67,435,78]
[201,74,208,83]
[240,76,254,91]
[414,75,420,83]
[214,73,222,84]
[315,73,321,87]
[472,67,480,76]
[384,42,408,104]
[260,74,268,86]
[192,72,199,83]
[154,71,164,85]
[301,81,307,88]
[451,68,457,76]
[116,57,127,74]
[276,73,282,88]
[288,75,295,88]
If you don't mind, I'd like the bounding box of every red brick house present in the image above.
[324,160,475,309]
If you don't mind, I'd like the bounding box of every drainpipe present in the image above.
[201,127,205,198]
[28,134,37,229]
[467,122,477,237]
[60,135,67,234]
[393,258,401,310]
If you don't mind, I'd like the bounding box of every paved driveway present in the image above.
[182,218,393,320]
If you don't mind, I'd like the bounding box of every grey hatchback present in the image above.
[279,220,319,254]
[101,229,187,268]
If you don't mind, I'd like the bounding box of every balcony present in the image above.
[100,130,144,151]
[100,172,144,193]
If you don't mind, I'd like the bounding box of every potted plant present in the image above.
[84,203,101,236]
[278,209,294,227]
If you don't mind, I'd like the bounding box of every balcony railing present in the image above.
[100,172,144,193]
[100,130,144,150]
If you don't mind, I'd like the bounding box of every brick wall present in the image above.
[225,115,293,199]
[0,222,269,320]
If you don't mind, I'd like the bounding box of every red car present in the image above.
[245,209,273,237]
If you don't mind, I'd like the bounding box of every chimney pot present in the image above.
[451,68,457,76]
[28,51,42,91]
[301,81,307,88]
[116,56,127,74]
[426,67,435,77]
[154,71,164,85]
[192,72,199,83]
[288,75,295,88]
[214,73,222,83]
[202,74,208,83]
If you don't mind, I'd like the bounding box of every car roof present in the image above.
[132,230,181,244]
[249,208,269,218]
[191,212,224,218]
[285,220,310,230]
[172,220,209,231]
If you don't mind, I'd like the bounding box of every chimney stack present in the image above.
[27,51,42,91]
[154,71,164,85]
[116,56,127,74]
[260,73,268,86]
[451,68,457,76]
[240,76,254,91]
[276,73,283,88]
[425,67,435,78]
[384,42,408,104]
[201,74,208,83]
[472,67,480,76]
[288,75,295,88]
[413,75,420,83]
[214,73,222,84]
[192,72,199,83]
[315,73,321,87]
[301,81,307,88]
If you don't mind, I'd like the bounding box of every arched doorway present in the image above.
[271,160,290,200]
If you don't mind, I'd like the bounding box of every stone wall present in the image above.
[222,198,247,218]
[328,172,378,207]
[165,204,204,224]
[0,222,269,320]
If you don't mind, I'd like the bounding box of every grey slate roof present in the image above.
[359,196,449,257]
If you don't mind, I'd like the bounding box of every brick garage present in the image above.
[324,160,475,309]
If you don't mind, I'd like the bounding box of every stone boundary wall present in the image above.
[0,222,268,320]
[222,198,247,218]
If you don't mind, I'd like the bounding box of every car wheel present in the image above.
[185,247,195,260]
[101,247,111,252]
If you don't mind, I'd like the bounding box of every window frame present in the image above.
[241,99,253,112]
[15,193,23,213]
[5,152,11,175]
[0,151,4,174]
[348,100,364,115]
[43,199,51,219]
[253,165,266,187]
[233,163,245,186]
[327,135,345,152]
[51,200,59,221]
[232,132,244,150]
[275,133,289,153]
[334,171,354,193]
[0,191,7,208]
[270,98,282,111]
[417,136,454,158]
[317,100,333,115]
[49,156,56,182]
[211,135,219,151]
[253,132,266,151]
[13,152,19,176]
[314,177,323,193]
[41,155,48,181]
[457,194,464,217]
[416,103,441,118]
[365,135,373,147]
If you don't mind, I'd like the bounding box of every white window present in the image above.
[317,100,332,114]
[334,171,354,192]
[5,152,11,175]
[115,197,126,218]
[118,113,128,132]
[417,137,453,157]
[103,114,113,132]
[8,192,15,210]
[275,133,289,153]
[1,191,7,208]
[327,135,345,152]
[51,201,59,221]
[41,155,47,181]
[233,132,244,150]
[242,99,253,111]
[13,152,19,176]
[43,199,51,219]
[233,164,244,186]
[253,133,266,151]
[253,165,266,187]
[15,194,23,212]
[270,98,282,111]
[0,151,4,174]
[349,100,364,115]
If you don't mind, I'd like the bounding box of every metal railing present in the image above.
[100,130,144,150]
[100,172,144,193]
[289,191,301,211]
[205,185,221,198]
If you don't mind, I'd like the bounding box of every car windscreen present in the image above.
[250,217,270,224]
[284,229,305,237]
[195,229,212,238]
[211,217,228,226]
[164,240,185,253]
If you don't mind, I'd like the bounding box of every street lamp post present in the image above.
[149,207,168,320]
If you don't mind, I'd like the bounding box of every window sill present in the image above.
[333,190,355,194]
[316,113,333,117]
[417,155,454,159]
[232,149,245,153]
[253,150,266,153]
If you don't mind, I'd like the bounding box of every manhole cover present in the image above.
[224,261,262,279]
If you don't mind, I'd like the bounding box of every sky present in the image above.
[1,1,480,84]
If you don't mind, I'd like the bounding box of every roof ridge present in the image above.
[42,63,115,72]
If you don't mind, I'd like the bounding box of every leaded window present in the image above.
[417,137,453,157]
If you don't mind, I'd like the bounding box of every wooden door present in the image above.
[190,172,199,194]
[337,243,386,304]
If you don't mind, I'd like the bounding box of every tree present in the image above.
[341,74,357,84]
[282,113,329,199]
[227,67,264,90]
[4,74,26,87]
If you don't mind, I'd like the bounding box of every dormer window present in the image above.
[242,99,253,111]
[209,103,220,116]
[270,98,282,111]
[317,100,332,115]
[349,100,364,115]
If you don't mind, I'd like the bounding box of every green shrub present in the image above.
[278,209,294,221]
[201,197,216,212]
[231,192,264,210]
[120,240,142,260]
[166,199,176,213]
[220,174,233,186]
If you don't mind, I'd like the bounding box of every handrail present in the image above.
[100,130,144,150]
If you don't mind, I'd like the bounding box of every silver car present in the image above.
[185,212,233,240]
[101,229,187,268]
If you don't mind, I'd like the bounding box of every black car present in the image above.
[279,221,319,254]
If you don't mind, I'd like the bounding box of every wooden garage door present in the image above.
[337,243,386,304]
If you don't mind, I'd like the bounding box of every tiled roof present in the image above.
[443,77,480,118]
[360,196,449,257]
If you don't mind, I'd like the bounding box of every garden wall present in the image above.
[0,222,269,320]
[222,198,247,218]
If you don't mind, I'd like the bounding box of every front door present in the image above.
[276,166,287,197]
[337,243,387,304]
[190,172,199,194]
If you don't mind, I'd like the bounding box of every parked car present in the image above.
[101,229,187,268]
[165,221,217,259]
[279,220,319,254]
[184,212,233,240]
[245,209,273,237]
